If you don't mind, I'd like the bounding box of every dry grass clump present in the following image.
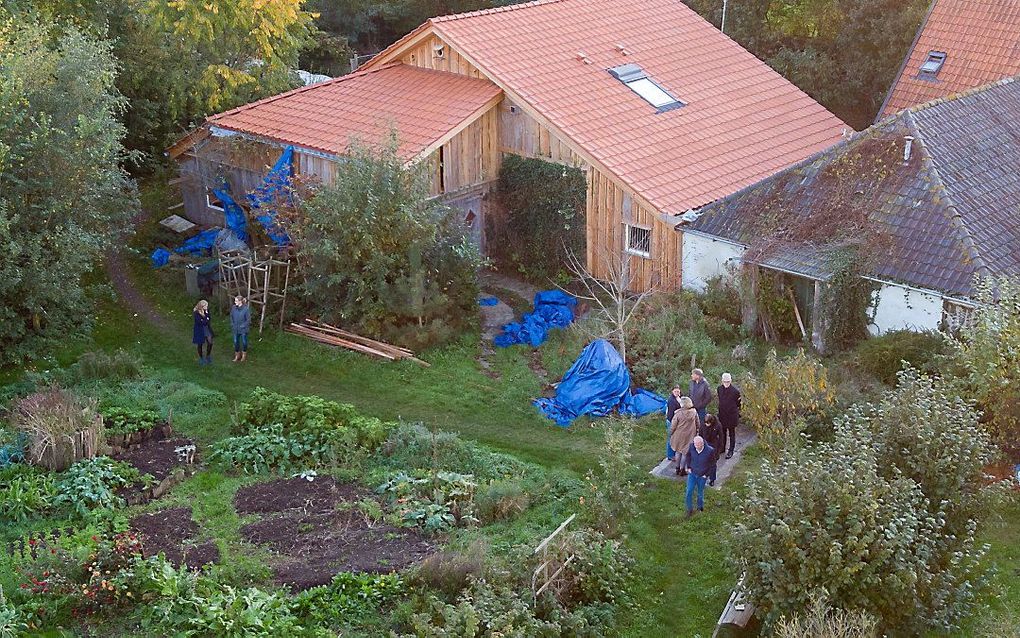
[13,386,104,471]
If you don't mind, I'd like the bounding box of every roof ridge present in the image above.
[905,110,990,280]
[207,62,404,123]
[431,0,568,22]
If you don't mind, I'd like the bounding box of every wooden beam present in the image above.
[406,94,503,167]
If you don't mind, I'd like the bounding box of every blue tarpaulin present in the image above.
[533,339,666,427]
[247,146,293,246]
[494,289,577,348]
[174,228,220,256]
[478,297,499,306]
[151,248,171,268]
[216,187,248,243]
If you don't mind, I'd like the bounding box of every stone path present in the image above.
[649,424,757,488]
[479,269,542,303]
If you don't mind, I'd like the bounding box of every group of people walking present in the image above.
[192,296,251,365]
[665,368,742,518]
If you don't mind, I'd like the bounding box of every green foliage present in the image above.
[378,422,533,483]
[290,572,404,628]
[748,269,802,343]
[820,247,877,352]
[63,350,143,385]
[292,135,485,349]
[949,275,1020,461]
[100,406,160,436]
[412,543,487,599]
[854,329,947,385]
[0,15,136,364]
[580,417,638,538]
[493,155,586,283]
[0,464,58,522]
[696,274,744,343]
[0,585,27,638]
[54,457,152,519]
[734,369,1001,635]
[376,470,478,534]
[774,598,878,638]
[474,479,530,525]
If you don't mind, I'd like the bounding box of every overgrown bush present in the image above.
[580,417,638,538]
[949,275,1020,460]
[742,349,834,459]
[13,387,104,471]
[64,351,142,384]
[697,273,744,342]
[854,329,947,385]
[378,422,532,483]
[493,155,586,283]
[412,542,487,599]
[291,135,484,349]
[734,369,1002,635]
[474,479,530,525]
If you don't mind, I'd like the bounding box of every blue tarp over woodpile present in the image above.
[494,290,577,348]
[247,146,293,246]
[534,339,666,427]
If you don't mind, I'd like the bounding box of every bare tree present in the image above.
[562,247,659,363]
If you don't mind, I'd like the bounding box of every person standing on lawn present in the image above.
[689,368,712,424]
[700,414,723,486]
[684,435,715,518]
[670,396,699,477]
[230,295,251,362]
[192,300,213,365]
[665,385,683,461]
[717,372,742,459]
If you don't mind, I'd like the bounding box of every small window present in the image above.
[625,224,651,258]
[919,51,946,77]
[206,189,224,211]
[608,63,683,112]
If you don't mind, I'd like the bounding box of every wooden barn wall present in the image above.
[294,151,337,186]
[586,166,680,292]
[498,98,587,168]
[425,106,500,197]
[399,34,484,78]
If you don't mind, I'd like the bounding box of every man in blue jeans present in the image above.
[684,435,715,518]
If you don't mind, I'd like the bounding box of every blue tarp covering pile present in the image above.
[494,290,577,348]
[174,228,221,256]
[216,187,248,243]
[151,248,171,268]
[478,297,499,306]
[247,146,294,246]
[534,339,666,427]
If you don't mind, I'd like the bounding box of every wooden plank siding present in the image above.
[295,151,337,186]
[426,104,501,196]
[498,99,587,168]
[398,34,485,79]
[586,166,680,292]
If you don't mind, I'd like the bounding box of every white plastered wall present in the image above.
[680,231,745,292]
[868,282,944,335]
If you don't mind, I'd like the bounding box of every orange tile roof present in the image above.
[879,0,1020,119]
[424,0,848,213]
[207,63,502,160]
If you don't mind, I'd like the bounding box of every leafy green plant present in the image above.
[0,585,27,638]
[854,329,948,385]
[65,350,142,384]
[55,457,152,519]
[100,406,160,436]
[580,417,638,538]
[235,387,391,448]
[291,572,404,628]
[376,471,478,534]
[0,464,58,522]
[378,422,532,483]
[211,423,359,474]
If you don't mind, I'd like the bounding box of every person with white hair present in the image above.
[684,435,715,517]
[717,372,741,459]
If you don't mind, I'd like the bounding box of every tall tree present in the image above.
[0,15,136,364]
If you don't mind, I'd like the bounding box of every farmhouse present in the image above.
[169,0,847,291]
[879,0,1020,119]
[680,76,1020,347]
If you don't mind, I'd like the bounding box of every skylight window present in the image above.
[919,51,946,77]
[608,64,683,112]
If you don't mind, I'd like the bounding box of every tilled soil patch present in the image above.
[130,506,219,569]
[114,436,195,481]
[235,477,434,590]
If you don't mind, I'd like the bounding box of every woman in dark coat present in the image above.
[192,299,214,365]
[700,414,723,486]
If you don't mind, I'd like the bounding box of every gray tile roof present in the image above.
[684,77,1020,298]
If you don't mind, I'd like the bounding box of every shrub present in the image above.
[580,417,638,538]
[290,134,484,349]
[55,457,152,519]
[697,273,743,333]
[854,329,947,385]
[742,349,834,459]
[378,422,532,483]
[0,464,58,522]
[474,479,530,525]
[100,406,160,436]
[13,387,104,471]
[65,350,142,384]
[412,543,487,599]
[493,155,587,284]
[237,387,388,448]
[290,572,404,628]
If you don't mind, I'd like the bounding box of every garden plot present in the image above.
[113,436,196,504]
[235,477,434,590]
[130,506,219,568]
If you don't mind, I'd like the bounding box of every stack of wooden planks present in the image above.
[285,319,430,367]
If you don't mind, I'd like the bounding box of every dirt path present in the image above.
[105,246,173,332]
[648,424,757,488]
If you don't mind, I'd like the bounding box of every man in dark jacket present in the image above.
[684,436,715,517]
[689,368,712,424]
[665,385,682,461]
[717,372,741,459]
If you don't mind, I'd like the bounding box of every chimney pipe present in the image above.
[903,135,915,163]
